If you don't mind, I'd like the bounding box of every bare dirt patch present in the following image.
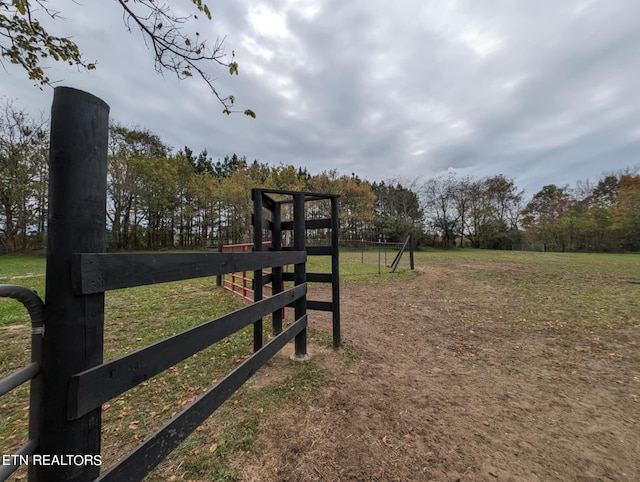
[230,265,639,481]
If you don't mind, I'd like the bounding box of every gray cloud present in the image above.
[2,0,639,197]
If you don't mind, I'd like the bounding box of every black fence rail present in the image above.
[70,251,308,481]
[1,86,328,482]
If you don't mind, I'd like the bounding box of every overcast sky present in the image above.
[3,0,640,197]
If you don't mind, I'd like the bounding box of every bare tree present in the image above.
[0,98,48,252]
[421,173,462,248]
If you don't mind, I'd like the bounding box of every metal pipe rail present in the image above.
[220,241,282,302]
[0,284,45,481]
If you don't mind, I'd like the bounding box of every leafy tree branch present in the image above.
[0,0,255,117]
[0,0,94,83]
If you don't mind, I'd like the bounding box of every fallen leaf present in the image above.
[210,443,218,453]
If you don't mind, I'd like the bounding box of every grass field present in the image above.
[1,250,638,480]
[415,249,640,329]
[0,252,412,480]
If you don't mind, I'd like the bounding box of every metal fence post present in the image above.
[409,233,415,270]
[38,87,109,481]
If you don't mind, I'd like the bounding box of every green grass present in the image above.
[307,253,418,285]
[0,254,348,480]
[410,249,640,329]
[222,251,418,288]
[0,255,46,327]
[2,249,638,480]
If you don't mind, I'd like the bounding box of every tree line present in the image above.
[1,101,639,253]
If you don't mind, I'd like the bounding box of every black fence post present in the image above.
[38,87,109,481]
[216,237,223,287]
[331,196,341,348]
[292,193,307,358]
[252,189,264,352]
[271,201,283,336]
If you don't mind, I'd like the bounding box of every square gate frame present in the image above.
[252,188,341,350]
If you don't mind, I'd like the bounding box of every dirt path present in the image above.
[232,267,640,481]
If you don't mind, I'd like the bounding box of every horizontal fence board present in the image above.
[258,192,277,210]
[68,284,307,419]
[307,300,333,312]
[282,246,332,256]
[306,272,333,283]
[283,272,332,283]
[96,315,307,482]
[257,188,338,200]
[306,246,333,256]
[281,218,332,231]
[73,252,305,294]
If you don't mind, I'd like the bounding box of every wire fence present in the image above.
[339,240,412,272]
[512,243,546,252]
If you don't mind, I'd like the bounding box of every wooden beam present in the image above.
[95,315,307,482]
[68,284,306,419]
[281,218,332,231]
[72,251,306,294]
[306,246,333,256]
[39,86,109,481]
[307,300,333,312]
[283,272,332,283]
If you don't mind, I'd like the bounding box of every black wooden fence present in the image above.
[0,87,336,481]
[251,188,341,349]
[69,252,307,481]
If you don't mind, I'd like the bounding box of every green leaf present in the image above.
[14,0,27,15]
[229,62,238,75]
[243,109,256,119]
